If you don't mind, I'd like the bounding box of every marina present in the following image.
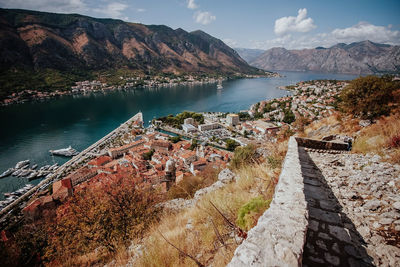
[0,112,144,220]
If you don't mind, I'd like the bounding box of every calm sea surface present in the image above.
[0,71,357,197]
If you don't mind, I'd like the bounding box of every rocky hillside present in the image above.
[0,8,257,74]
[234,48,265,63]
[250,41,400,74]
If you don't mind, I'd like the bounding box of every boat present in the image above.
[15,160,30,169]
[50,163,58,170]
[31,164,38,170]
[0,168,14,179]
[27,171,38,180]
[12,169,22,176]
[49,146,79,157]
[217,81,223,90]
[18,169,32,177]
[40,165,51,171]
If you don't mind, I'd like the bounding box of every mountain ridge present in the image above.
[0,8,257,75]
[249,40,400,74]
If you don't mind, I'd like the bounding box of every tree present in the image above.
[225,139,240,151]
[142,149,155,160]
[283,109,295,124]
[168,135,182,143]
[190,139,199,150]
[340,75,399,119]
[44,176,160,263]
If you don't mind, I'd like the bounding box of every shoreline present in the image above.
[1,73,279,107]
[0,112,144,223]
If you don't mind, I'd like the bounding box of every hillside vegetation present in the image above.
[0,8,260,98]
[302,75,400,163]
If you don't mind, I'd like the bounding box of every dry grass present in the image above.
[353,113,400,163]
[113,159,280,267]
[303,111,400,163]
[304,112,361,138]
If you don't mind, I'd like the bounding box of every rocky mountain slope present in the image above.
[250,41,400,74]
[0,8,257,74]
[234,48,265,64]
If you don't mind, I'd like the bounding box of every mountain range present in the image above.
[241,41,400,74]
[233,48,265,64]
[0,8,257,75]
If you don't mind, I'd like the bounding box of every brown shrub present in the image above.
[44,175,161,265]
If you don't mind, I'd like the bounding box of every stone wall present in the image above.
[228,137,309,267]
[295,137,348,151]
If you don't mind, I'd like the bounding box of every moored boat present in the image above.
[15,160,30,169]
[0,168,14,179]
[49,146,79,157]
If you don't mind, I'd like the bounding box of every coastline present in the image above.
[0,112,144,224]
[0,72,279,107]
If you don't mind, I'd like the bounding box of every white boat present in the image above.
[50,163,58,171]
[15,160,30,169]
[217,81,223,90]
[49,146,79,157]
[27,171,38,181]
[18,169,31,177]
[12,169,22,176]
[0,168,14,179]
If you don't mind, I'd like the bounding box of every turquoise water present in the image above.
[0,71,357,197]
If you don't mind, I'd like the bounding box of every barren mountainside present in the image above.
[234,48,265,64]
[250,41,400,74]
[0,8,256,74]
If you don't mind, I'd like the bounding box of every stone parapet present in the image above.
[295,137,348,151]
[228,136,309,267]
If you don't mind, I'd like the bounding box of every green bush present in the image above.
[142,149,155,160]
[225,138,240,151]
[340,75,399,119]
[237,197,271,231]
[283,109,295,124]
[158,111,204,129]
[168,135,182,143]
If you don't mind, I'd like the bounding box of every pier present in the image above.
[0,112,144,223]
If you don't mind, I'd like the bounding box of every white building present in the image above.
[182,123,197,133]
[226,114,239,126]
[198,123,220,132]
[184,118,194,125]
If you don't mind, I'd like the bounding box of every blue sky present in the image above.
[1,0,399,49]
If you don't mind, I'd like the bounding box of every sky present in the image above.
[0,0,399,50]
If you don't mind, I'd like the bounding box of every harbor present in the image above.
[0,112,144,223]
[0,72,357,203]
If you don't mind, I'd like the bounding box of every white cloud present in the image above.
[193,11,216,25]
[187,0,198,10]
[94,2,128,20]
[136,8,146,12]
[331,22,400,44]
[253,22,400,50]
[222,38,238,47]
[274,8,316,36]
[0,0,86,14]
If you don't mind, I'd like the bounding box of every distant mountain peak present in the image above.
[249,41,400,74]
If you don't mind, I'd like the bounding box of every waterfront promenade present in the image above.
[0,112,143,223]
